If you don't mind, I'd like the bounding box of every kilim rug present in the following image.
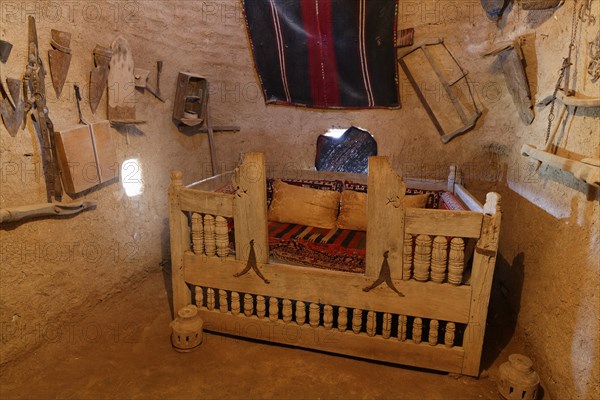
[243,0,400,109]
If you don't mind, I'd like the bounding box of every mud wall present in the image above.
[0,1,598,398]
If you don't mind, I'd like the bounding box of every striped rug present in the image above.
[243,0,399,109]
[268,221,366,273]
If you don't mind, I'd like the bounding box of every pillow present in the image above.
[268,180,341,229]
[337,190,429,231]
[266,178,342,205]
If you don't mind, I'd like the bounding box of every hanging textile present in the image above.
[243,0,400,109]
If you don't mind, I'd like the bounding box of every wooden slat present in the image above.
[169,171,191,314]
[198,310,465,374]
[366,157,406,278]
[184,254,472,323]
[462,196,501,376]
[454,184,483,212]
[179,188,234,216]
[233,153,269,263]
[405,208,483,238]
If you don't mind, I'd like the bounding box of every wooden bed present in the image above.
[168,152,501,376]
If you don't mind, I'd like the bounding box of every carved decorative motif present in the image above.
[215,216,229,258]
[282,299,292,323]
[414,235,432,281]
[363,251,404,296]
[352,309,363,334]
[296,302,306,326]
[429,319,439,345]
[413,317,423,344]
[195,286,204,308]
[191,213,204,255]
[204,215,216,256]
[244,294,253,317]
[256,295,266,319]
[323,305,333,330]
[309,303,320,328]
[403,233,413,280]
[231,292,240,315]
[398,315,407,341]
[382,313,392,339]
[269,297,279,322]
[431,236,448,283]
[219,289,228,313]
[338,307,348,332]
[445,322,456,347]
[206,288,215,311]
[448,238,465,285]
[366,311,376,337]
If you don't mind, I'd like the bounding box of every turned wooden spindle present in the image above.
[207,288,215,311]
[256,296,266,319]
[413,317,423,344]
[338,307,348,332]
[203,215,216,256]
[309,303,320,328]
[191,213,204,255]
[296,302,306,326]
[269,297,279,322]
[431,236,448,283]
[282,299,292,323]
[403,233,414,280]
[445,322,456,348]
[429,319,439,346]
[398,315,407,341]
[382,313,392,339]
[244,294,253,317]
[215,216,229,258]
[231,292,240,315]
[366,311,376,337]
[219,289,228,313]
[448,238,465,285]
[195,286,204,308]
[323,305,333,330]
[414,235,432,281]
[352,309,362,334]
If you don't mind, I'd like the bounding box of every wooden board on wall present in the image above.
[55,121,118,194]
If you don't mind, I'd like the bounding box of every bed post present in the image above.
[366,157,406,279]
[448,165,458,192]
[233,152,269,263]
[462,192,502,376]
[169,170,192,315]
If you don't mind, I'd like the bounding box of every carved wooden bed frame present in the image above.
[168,152,501,376]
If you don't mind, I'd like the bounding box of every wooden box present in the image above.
[55,121,118,194]
[173,72,208,129]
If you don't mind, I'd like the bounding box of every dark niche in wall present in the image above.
[315,126,377,174]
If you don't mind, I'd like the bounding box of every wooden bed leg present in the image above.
[462,193,502,376]
[169,170,191,315]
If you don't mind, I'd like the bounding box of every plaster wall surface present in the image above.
[0,1,598,399]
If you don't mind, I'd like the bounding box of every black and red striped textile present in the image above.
[243,0,400,109]
[268,221,367,273]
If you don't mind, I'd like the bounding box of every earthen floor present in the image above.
[0,269,529,399]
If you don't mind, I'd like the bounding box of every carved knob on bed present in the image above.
[170,170,183,186]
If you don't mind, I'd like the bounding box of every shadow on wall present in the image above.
[495,185,600,399]
[480,251,524,372]
[160,217,174,318]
